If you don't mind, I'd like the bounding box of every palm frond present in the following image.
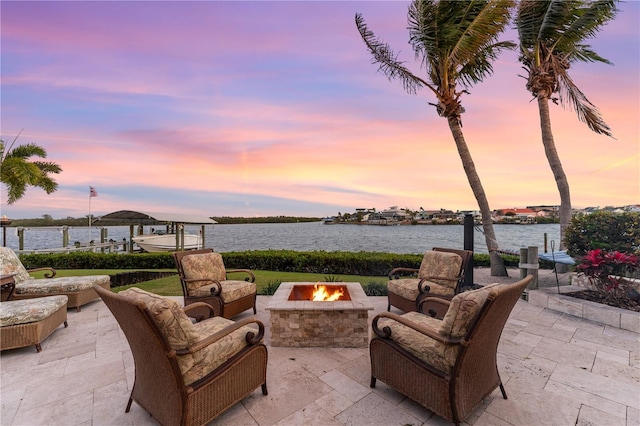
[516,0,549,52]
[563,44,611,64]
[554,58,612,136]
[0,130,24,161]
[8,143,48,160]
[355,13,433,96]
[555,0,618,59]
[35,176,59,194]
[408,0,514,90]
[448,0,515,80]
[538,0,579,46]
[32,161,63,174]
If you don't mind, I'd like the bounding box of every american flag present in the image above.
[90,186,98,197]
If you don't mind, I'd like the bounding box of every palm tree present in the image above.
[1,134,62,204]
[356,0,515,275]
[515,0,618,249]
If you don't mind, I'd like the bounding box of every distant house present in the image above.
[417,209,458,223]
[380,206,406,221]
[494,208,540,223]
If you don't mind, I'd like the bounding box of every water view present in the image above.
[3,222,561,255]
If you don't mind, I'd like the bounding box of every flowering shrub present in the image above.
[577,249,639,303]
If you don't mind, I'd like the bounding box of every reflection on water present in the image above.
[3,222,561,255]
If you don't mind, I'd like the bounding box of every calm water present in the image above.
[3,222,561,255]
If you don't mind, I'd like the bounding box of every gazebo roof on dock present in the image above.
[96,210,217,225]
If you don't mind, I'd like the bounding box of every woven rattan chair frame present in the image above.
[387,247,473,313]
[173,248,257,319]
[95,285,268,426]
[371,276,532,426]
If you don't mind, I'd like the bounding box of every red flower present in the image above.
[578,249,606,270]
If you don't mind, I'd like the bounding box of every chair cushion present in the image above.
[387,278,420,301]
[0,295,68,327]
[0,247,32,282]
[182,316,259,386]
[418,251,462,289]
[191,280,256,302]
[118,288,204,375]
[376,311,453,372]
[376,283,502,372]
[180,252,227,292]
[14,275,111,295]
[438,283,501,339]
[387,279,454,302]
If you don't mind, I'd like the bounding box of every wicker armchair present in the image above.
[387,247,473,313]
[95,285,268,426]
[370,275,532,425]
[173,249,257,319]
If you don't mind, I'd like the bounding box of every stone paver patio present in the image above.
[1,269,639,425]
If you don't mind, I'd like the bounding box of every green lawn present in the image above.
[30,269,388,296]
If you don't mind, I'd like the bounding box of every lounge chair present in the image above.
[370,275,532,425]
[95,285,268,426]
[0,247,110,311]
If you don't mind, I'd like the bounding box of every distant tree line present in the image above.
[212,216,321,224]
[9,215,322,227]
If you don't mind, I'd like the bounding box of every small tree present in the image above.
[1,134,62,204]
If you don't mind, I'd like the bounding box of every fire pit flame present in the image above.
[312,284,345,301]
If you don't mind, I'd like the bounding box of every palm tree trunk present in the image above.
[537,96,571,251]
[447,117,507,276]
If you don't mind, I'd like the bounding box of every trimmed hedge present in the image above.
[18,250,526,276]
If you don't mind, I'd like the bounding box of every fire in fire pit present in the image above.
[287,284,351,302]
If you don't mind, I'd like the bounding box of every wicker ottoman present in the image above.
[0,295,69,352]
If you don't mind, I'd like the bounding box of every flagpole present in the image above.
[88,186,92,243]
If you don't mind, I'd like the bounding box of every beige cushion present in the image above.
[0,247,35,282]
[180,252,227,292]
[376,284,500,372]
[182,316,259,386]
[387,251,463,302]
[377,311,453,372]
[388,278,454,302]
[0,295,68,327]
[418,251,462,289]
[190,280,256,302]
[119,288,203,376]
[14,275,111,295]
[439,283,501,339]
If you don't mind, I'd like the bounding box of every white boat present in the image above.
[132,232,202,252]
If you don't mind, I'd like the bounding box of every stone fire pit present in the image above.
[266,282,374,348]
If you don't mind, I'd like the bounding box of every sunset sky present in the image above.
[1,1,638,220]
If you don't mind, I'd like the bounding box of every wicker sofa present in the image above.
[0,247,110,311]
[0,295,69,352]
